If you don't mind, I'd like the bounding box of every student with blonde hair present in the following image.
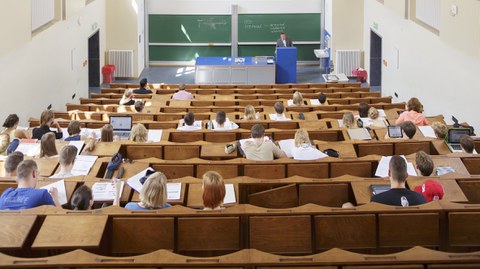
[119,89,135,106]
[243,105,258,120]
[50,145,78,179]
[36,133,58,158]
[32,110,63,140]
[431,121,447,139]
[342,112,356,129]
[292,91,304,106]
[202,171,226,210]
[291,129,327,160]
[396,97,429,126]
[368,107,387,127]
[129,123,148,142]
[125,172,171,210]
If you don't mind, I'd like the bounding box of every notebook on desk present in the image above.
[347,128,372,140]
[110,116,132,138]
[445,128,471,153]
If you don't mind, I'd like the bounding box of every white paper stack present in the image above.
[40,180,68,205]
[71,155,98,176]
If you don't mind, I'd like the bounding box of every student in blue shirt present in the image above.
[125,172,171,210]
[0,160,61,210]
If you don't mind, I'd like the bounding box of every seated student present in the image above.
[358,102,370,118]
[172,83,193,100]
[134,100,144,113]
[50,145,78,179]
[400,121,417,139]
[2,114,28,142]
[0,133,9,155]
[70,185,93,210]
[368,107,387,127]
[202,171,225,210]
[36,133,58,158]
[342,112,357,129]
[414,180,444,202]
[431,121,448,139]
[0,160,61,210]
[101,124,116,142]
[290,91,304,106]
[242,105,259,120]
[119,89,135,106]
[318,93,327,105]
[129,123,148,142]
[125,172,171,210]
[132,78,153,94]
[213,111,239,130]
[271,102,290,121]
[177,112,200,131]
[460,135,476,154]
[291,129,328,160]
[371,155,426,207]
[64,120,83,141]
[242,124,287,161]
[395,97,429,126]
[415,151,434,176]
[4,151,24,178]
[32,110,63,140]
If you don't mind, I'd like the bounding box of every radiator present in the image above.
[108,50,134,78]
[335,50,361,76]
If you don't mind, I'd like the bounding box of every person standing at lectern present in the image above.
[276,32,293,47]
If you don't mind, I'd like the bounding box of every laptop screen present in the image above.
[388,126,403,138]
[447,129,471,143]
[110,116,132,131]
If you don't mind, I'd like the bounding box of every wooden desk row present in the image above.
[92,90,381,100]
[107,81,363,90]
[2,201,480,257]
[2,246,480,268]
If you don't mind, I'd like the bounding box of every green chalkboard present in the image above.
[238,14,321,42]
[149,46,231,62]
[238,44,319,61]
[149,15,231,43]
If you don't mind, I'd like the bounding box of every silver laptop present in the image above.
[445,128,471,152]
[110,116,132,138]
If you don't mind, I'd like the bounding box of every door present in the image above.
[88,31,100,87]
[370,30,382,88]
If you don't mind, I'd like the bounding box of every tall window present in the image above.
[31,0,55,32]
[413,0,441,33]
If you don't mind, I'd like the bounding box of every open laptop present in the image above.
[445,128,471,153]
[110,116,132,138]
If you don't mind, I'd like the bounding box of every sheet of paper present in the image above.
[193,120,203,128]
[16,126,29,131]
[224,184,236,204]
[418,126,436,138]
[378,109,387,117]
[71,155,98,176]
[287,100,294,106]
[126,168,155,193]
[80,128,102,139]
[60,128,70,139]
[310,99,321,106]
[167,183,182,200]
[337,119,344,127]
[68,141,84,155]
[92,181,124,201]
[148,130,163,142]
[375,155,417,177]
[359,117,373,127]
[16,143,40,157]
[278,139,295,158]
[40,180,67,205]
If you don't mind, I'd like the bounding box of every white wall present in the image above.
[0,0,106,126]
[364,0,480,130]
[147,0,321,14]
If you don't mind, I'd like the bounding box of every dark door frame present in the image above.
[369,28,382,89]
[88,30,100,87]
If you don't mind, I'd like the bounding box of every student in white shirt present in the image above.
[50,145,78,179]
[213,111,239,130]
[291,129,328,160]
[177,112,201,131]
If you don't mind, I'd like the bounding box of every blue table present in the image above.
[195,57,276,85]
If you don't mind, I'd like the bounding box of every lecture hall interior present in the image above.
[0,0,480,268]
